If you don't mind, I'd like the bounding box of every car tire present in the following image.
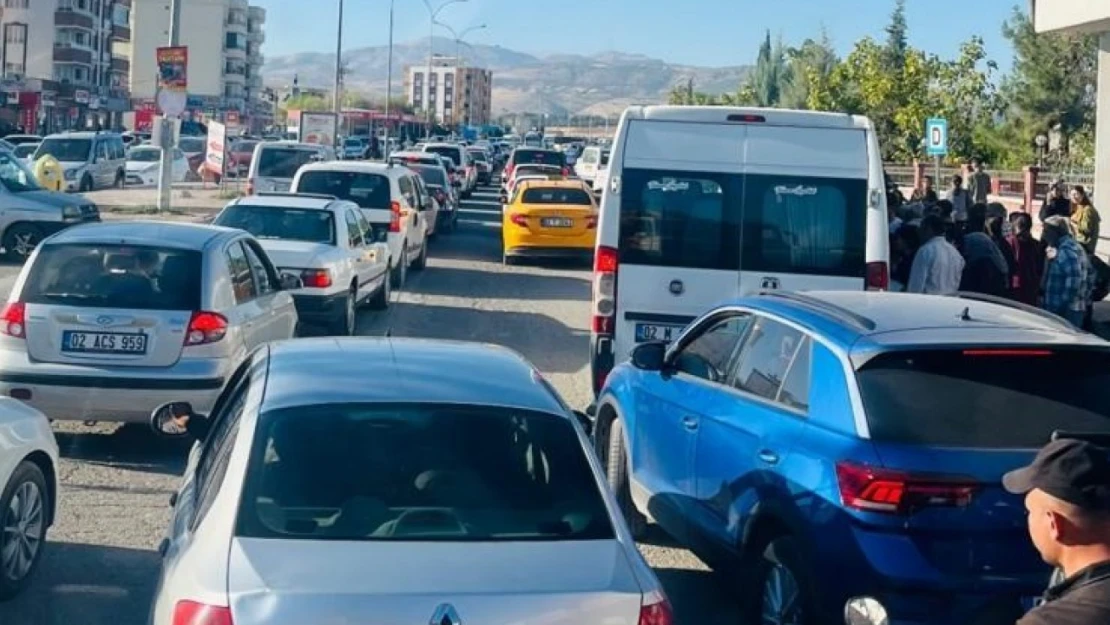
[390,254,406,290]
[328,288,357,336]
[605,418,647,539]
[78,175,92,192]
[114,171,125,189]
[369,271,391,310]
[412,240,428,271]
[747,536,816,625]
[0,461,49,601]
[3,224,43,262]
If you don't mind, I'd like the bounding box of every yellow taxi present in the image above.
[501,179,598,264]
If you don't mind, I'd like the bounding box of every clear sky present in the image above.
[256,0,1018,72]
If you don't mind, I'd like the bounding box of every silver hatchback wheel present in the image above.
[2,480,44,582]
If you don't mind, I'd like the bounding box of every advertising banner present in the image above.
[156,46,188,117]
[299,112,337,146]
[204,121,227,174]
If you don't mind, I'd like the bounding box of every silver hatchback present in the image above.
[0,221,300,423]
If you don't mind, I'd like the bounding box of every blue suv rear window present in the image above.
[857,349,1110,448]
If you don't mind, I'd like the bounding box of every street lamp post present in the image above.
[421,0,467,138]
[383,0,395,157]
[333,0,344,150]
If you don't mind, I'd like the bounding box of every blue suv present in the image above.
[590,290,1110,625]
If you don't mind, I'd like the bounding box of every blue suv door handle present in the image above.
[681,416,699,430]
[758,449,780,465]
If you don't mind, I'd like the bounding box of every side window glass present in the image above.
[115,140,126,160]
[345,209,364,247]
[191,377,248,528]
[731,318,805,402]
[226,241,258,303]
[398,176,415,207]
[776,337,811,412]
[241,240,275,295]
[673,314,751,384]
[357,214,374,243]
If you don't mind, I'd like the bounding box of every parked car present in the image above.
[2,134,43,148]
[178,136,207,179]
[228,139,259,178]
[0,221,300,423]
[589,105,889,395]
[125,146,189,186]
[590,290,1105,625]
[0,148,99,261]
[340,137,368,160]
[246,141,336,195]
[291,162,429,290]
[146,337,671,625]
[501,180,597,265]
[212,194,391,335]
[33,132,128,192]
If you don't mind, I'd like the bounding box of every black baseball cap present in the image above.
[1003,439,1110,512]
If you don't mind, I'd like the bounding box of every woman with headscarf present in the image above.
[1070,185,1101,256]
[1005,212,1044,306]
[959,204,1010,297]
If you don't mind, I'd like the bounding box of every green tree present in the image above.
[747,31,788,107]
[932,37,1002,162]
[883,0,908,74]
[781,31,838,110]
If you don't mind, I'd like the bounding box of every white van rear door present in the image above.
[739,125,870,295]
[613,120,744,358]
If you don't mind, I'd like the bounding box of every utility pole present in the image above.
[333,0,344,150]
[156,0,183,213]
[383,0,394,158]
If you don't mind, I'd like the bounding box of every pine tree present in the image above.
[883,0,908,74]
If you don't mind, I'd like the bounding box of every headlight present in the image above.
[845,597,888,625]
[62,205,81,219]
[63,169,77,180]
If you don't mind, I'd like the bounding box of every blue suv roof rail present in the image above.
[758,291,876,332]
[953,291,1077,332]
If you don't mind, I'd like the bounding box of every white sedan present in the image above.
[126,146,189,186]
[0,398,59,600]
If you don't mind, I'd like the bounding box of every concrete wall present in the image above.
[130,0,227,99]
[1033,0,1110,34]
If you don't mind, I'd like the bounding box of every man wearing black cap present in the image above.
[1003,439,1110,625]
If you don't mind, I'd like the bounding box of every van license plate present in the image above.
[635,323,683,343]
[541,217,573,228]
[62,331,148,355]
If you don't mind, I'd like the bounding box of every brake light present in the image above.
[246,178,254,195]
[638,592,674,625]
[301,269,333,288]
[835,462,978,515]
[172,600,233,625]
[509,213,528,227]
[505,164,515,179]
[962,349,1053,356]
[434,190,447,205]
[592,245,618,336]
[586,215,598,229]
[561,166,570,176]
[0,302,25,339]
[185,311,228,346]
[727,114,766,123]
[866,261,889,291]
[389,200,401,233]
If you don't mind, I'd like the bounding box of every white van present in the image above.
[247,141,336,195]
[589,105,889,393]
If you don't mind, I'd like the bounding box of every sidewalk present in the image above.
[83,183,240,215]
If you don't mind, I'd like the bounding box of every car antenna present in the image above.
[958,306,972,322]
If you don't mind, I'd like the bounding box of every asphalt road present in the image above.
[0,184,737,625]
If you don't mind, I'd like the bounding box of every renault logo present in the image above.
[430,603,461,625]
[669,279,684,296]
[761,277,781,290]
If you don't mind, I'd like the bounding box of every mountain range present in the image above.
[261,38,751,116]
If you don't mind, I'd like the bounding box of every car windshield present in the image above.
[0,152,42,192]
[515,165,562,178]
[409,165,447,187]
[295,170,391,210]
[128,149,161,162]
[179,137,204,153]
[467,150,489,162]
[14,144,38,158]
[36,138,92,162]
[215,205,336,245]
[424,146,461,167]
[521,187,593,205]
[513,149,563,167]
[235,402,614,542]
[21,244,202,310]
[857,349,1110,448]
[345,139,363,147]
[257,147,320,179]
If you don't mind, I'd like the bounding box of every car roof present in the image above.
[423,142,462,149]
[261,338,568,414]
[739,291,1108,354]
[296,160,396,174]
[44,131,118,139]
[516,179,588,191]
[623,105,874,131]
[233,194,352,210]
[390,151,438,160]
[46,221,238,250]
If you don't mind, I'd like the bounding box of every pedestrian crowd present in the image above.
[886,160,1108,330]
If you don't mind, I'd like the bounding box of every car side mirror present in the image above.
[279,272,304,290]
[572,409,593,436]
[150,401,201,439]
[630,341,667,372]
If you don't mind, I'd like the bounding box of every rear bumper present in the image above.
[504,245,594,260]
[0,354,228,422]
[292,292,346,325]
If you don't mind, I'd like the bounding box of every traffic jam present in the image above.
[0,106,1108,625]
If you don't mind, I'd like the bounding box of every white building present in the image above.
[129,0,265,116]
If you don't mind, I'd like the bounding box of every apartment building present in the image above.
[0,0,133,132]
[130,0,267,129]
[404,56,493,126]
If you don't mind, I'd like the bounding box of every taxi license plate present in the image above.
[541,217,573,228]
[62,331,148,355]
[635,323,684,343]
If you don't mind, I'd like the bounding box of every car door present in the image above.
[241,238,297,342]
[223,240,268,350]
[343,208,376,298]
[413,175,438,235]
[690,315,809,549]
[631,311,751,542]
[90,140,108,187]
[397,175,421,262]
[355,211,388,293]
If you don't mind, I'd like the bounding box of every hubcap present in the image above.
[761,563,802,625]
[2,481,43,581]
[13,231,38,257]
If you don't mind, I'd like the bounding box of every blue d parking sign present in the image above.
[926,118,948,157]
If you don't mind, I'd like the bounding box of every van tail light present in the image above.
[835,462,978,515]
[509,213,528,227]
[389,201,401,233]
[0,302,26,339]
[586,215,598,229]
[172,600,234,625]
[434,190,447,205]
[301,269,333,288]
[246,178,254,195]
[561,166,570,176]
[638,591,674,625]
[185,311,228,346]
[866,261,889,291]
[592,245,618,336]
[505,164,515,179]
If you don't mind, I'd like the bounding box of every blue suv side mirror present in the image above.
[631,341,667,372]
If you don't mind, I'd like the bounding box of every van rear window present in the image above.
[295,171,391,210]
[618,168,740,271]
[257,148,319,179]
